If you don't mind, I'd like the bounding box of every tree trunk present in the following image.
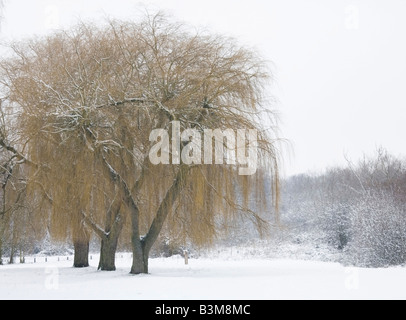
[9,246,15,264]
[73,240,89,268]
[97,207,124,271]
[131,236,148,274]
[19,248,25,264]
[101,153,188,274]
[130,166,189,274]
[98,232,121,271]
[0,237,3,265]
[129,188,147,274]
[73,224,90,268]
[81,206,124,272]
[9,222,17,264]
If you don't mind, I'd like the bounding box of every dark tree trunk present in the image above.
[97,207,124,271]
[9,223,17,265]
[130,166,189,275]
[73,240,89,268]
[99,152,188,275]
[131,235,148,274]
[98,232,121,271]
[129,189,148,274]
[73,224,90,268]
[81,206,124,272]
[9,246,15,264]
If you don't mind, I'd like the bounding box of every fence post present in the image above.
[184,250,189,265]
[20,251,25,264]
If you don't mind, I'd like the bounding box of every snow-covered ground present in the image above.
[1,254,406,300]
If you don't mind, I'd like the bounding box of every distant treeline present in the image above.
[280,148,406,267]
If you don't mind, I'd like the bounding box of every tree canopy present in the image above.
[0,13,281,273]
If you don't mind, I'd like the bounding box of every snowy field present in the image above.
[1,254,406,300]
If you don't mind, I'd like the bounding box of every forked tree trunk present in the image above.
[100,149,188,274]
[130,166,188,274]
[81,206,124,272]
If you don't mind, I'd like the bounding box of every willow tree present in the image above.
[0,100,43,265]
[0,13,281,274]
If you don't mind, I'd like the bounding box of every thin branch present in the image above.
[81,211,109,240]
[95,97,150,109]
[0,139,38,169]
[143,165,190,253]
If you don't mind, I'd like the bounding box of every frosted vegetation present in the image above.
[2,145,405,269]
[275,148,406,268]
[0,12,404,272]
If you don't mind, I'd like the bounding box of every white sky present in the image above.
[1,0,405,177]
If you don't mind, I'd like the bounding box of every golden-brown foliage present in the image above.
[0,13,281,250]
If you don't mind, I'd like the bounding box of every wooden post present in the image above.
[184,250,189,265]
[20,250,25,264]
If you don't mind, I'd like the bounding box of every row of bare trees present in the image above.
[0,14,280,273]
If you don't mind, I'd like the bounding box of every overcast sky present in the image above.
[1,0,405,177]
